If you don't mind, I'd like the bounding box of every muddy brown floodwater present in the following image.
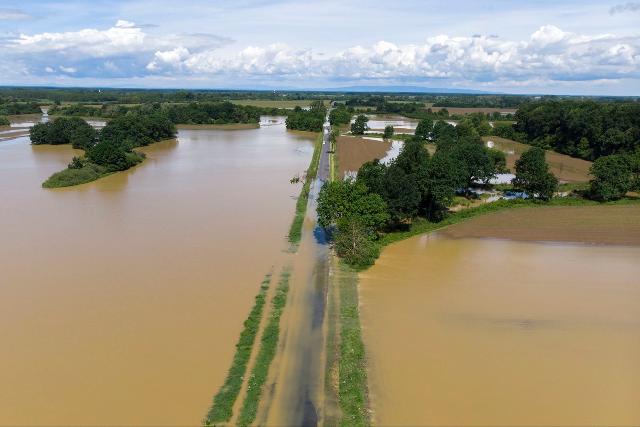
[0,119,314,426]
[360,234,640,426]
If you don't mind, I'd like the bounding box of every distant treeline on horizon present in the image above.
[0,86,637,108]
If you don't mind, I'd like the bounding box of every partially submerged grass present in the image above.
[288,134,322,248]
[337,262,369,427]
[237,267,291,427]
[42,162,108,188]
[204,273,272,425]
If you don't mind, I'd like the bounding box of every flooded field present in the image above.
[361,226,640,426]
[0,119,314,425]
[485,136,592,182]
[336,135,390,178]
[353,114,419,133]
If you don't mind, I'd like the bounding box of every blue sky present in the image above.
[1,0,639,94]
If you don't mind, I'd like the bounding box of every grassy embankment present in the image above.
[236,267,291,427]
[287,134,323,248]
[203,273,273,425]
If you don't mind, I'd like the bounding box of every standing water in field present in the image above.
[0,118,314,425]
[360,234,640,426]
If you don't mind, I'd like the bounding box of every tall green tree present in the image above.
[451,142,495,188]
[423,151,460,219]
[351,114,369,135]
[383,125,394,140]
[356,159,387,195]
[381,164,421,225]
[589,154,632,201]
[317,180,389,233]
[414,117,433,140]
[513,147,558,200]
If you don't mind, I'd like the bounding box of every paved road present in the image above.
[317,112,331,182]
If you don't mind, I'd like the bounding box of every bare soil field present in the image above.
[442,205,640,245]
[485,136,592,182]
[336,135,390,178]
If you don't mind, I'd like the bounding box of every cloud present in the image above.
[0,8,30,20]
[151,25,638,83]
[1,21,638,88]
[609,2,640,14]
[59,65,77,73]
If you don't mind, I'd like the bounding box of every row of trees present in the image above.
[285,101,327,132]
[0,102,41,115]
[50,102,267,125]
[513,100,640,160]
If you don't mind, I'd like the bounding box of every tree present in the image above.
[333,218,380,267]
[451,142,495,188]
[351,114,369,135]
[329,105,352,126]
[382,164,421,225]
[383,125,394,140]
[628,151,640,191]
[589,154,632,201]
[414,117,433,140]
[423,151,460,219]
[433,120,457,151]
[356,159,387,195]
[513,147,558,200]
[87,140,130,171]
[317,179,389,233]
[487,148,507,173]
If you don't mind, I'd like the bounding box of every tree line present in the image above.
[0,102,42,115]
[285,101,327,132]
[49,102,278,125]
[512,100,640,161]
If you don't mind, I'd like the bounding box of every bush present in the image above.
[0,116,9,126]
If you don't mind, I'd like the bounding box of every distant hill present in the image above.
[319,85,496,94]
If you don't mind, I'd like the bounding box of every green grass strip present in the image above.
[288,134,323,248]
[203,273,272,425]
[337,263,369,427]
[237,267,291,427]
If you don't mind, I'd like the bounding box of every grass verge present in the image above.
[236,267,291,427]
[337,262,369,427]
[288,134,322,248]
[203,273,272,425]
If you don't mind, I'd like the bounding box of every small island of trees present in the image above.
[32,114,176,188]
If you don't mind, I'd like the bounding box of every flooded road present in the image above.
[360,234,640,426]
[0,119,314,425]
